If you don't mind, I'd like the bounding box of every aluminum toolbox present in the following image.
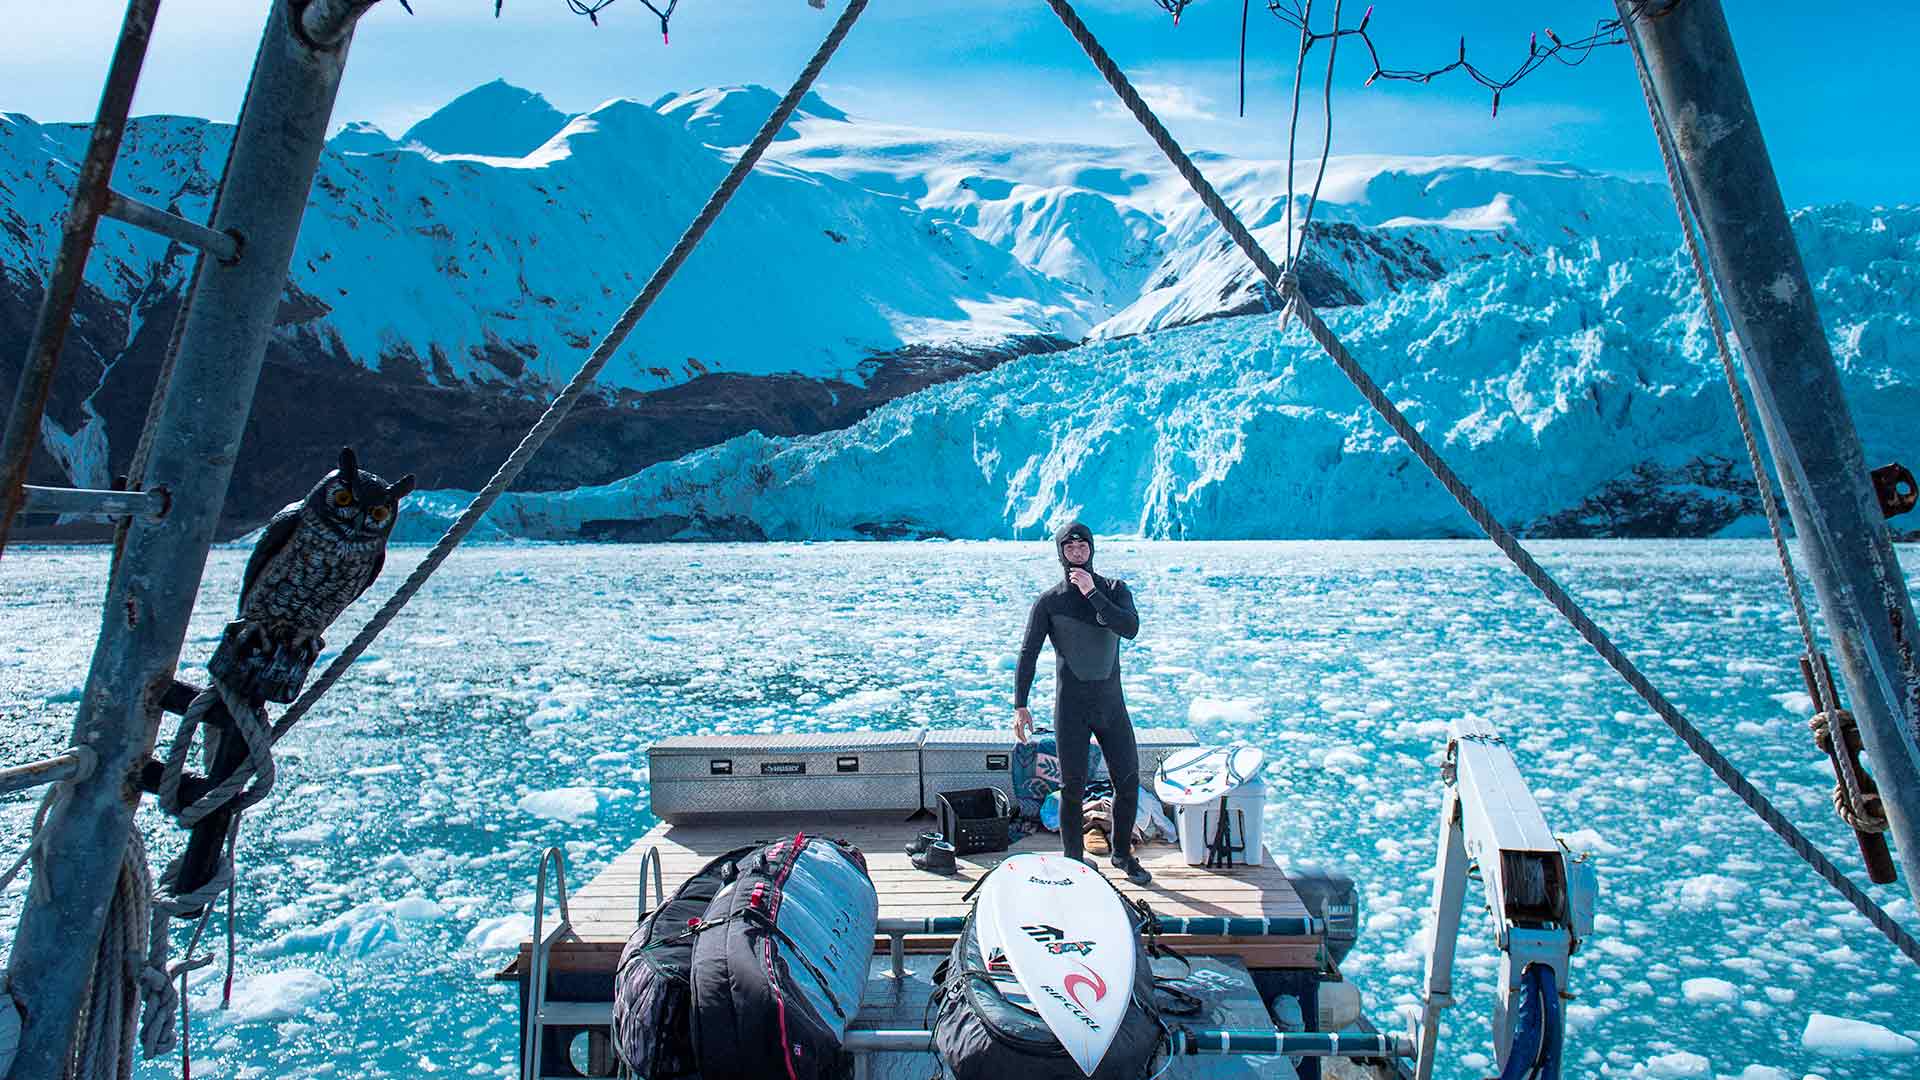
[918,727,1200,811]
[648,729,925,822]
[919,729,1019,811]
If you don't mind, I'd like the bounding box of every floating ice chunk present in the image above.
[1681,977,1737,1004]
[280,821,337,846]
[1642,1050,1710,1076]
[1188,698,1260,726]
[1558,827,1621,855]
[1674,873,1747,910]
[467,914,535,952]
[517,787,599,823]
[821,689,902,716]
[1736,1067,1791,1080]
[1322,748,1366,771]
[390,895,448,921]
[217,969,333,1023]
[262,901,405,958]
[1772,691,1815,716]
[349,763,404,778]
[1801,1012,1918,1056]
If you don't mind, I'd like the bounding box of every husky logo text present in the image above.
[1027,876,1074,886]
[1045,940,1096,956]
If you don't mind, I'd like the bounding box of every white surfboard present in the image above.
[977,852,1135,1075]
[1153,743,1265,807]
[975,891,1038,1014]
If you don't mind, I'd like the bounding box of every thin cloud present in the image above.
[1094,82,1216,122]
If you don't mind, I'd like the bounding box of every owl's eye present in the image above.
[331,489,354,508]
[369,506,391,524]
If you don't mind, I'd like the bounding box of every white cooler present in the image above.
[1175,777,1267,867]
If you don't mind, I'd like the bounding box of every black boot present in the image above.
[913,840,958,874]
[1111,853,1152,886]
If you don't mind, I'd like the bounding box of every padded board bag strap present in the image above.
[691,833,878,1079]
[611,843,760,1078]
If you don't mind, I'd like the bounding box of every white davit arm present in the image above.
[1411,716,1598,1080]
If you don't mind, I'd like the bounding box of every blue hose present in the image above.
[1538,964,1564,1078]
[1496,963,1563,1080]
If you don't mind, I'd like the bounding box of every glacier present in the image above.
[397,204,1920,542]
[5,80,1914,538]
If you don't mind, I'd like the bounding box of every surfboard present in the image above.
[1153,743,1265,807]
[976,852,1135,1075]
[973,888,1037,1012]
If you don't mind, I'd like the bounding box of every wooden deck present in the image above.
[520,812,1321,975]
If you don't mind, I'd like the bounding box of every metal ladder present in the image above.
[518,846,659,1079]
[0,0,245,555]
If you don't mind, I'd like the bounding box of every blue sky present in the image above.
[11,0,1917,207]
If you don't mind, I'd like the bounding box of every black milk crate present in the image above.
[935,787,1013,856]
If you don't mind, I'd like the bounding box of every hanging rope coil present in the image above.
[1809,710,1891,834]
[1044,0,1920,966]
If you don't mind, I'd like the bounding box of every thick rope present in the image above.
[157,686,276,826]
[262,0,871,744]
[1044,0,1920,965]
[1620,7,1884,833]
[62,824,151,1080]
[138,836,227,1059]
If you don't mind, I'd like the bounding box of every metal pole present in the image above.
[2,1,376,1073]
[0,0,160,558]
[1628,0,1920,903]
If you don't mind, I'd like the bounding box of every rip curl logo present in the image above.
[1063,964,1107,1009]
[1027,876,1074,886]
[1040,984,1102,1031]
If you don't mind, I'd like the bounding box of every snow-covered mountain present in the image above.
[6,79,1896,538]
[397,205,1920,542]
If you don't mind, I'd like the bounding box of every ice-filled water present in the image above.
[3,539,1918,1079]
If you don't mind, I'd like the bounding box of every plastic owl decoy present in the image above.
[210,447,414,702]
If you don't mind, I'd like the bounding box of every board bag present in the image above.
[690,833,878,1080]
[611,843,758,1078]
[933,889,1164,1080]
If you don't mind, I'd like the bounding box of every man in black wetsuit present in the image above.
[1012,521,1152,886]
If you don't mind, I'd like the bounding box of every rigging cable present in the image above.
[1049,0,1920,966]
[251,0,872,758]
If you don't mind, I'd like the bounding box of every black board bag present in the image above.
[933,892,1165,1080]
[611,843,758,1079]
[612,834,877,1080]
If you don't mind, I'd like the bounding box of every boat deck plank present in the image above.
[532,813,1320,973]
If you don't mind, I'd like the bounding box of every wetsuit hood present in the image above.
[1054,520,1095,577]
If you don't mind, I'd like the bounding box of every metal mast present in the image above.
[4,1,379,1074]
[1627,0,1920,906]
